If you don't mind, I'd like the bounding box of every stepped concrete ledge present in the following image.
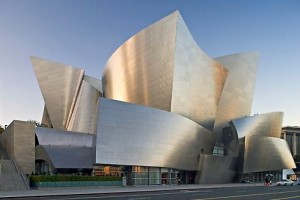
[0,159,27,191]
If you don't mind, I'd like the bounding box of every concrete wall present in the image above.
[0,120,35,174]
[0,123,14,159]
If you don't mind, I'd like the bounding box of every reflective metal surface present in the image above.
[31,56,84,130]
[41,105,52,128]
[102,11,178,112]
[213,52,260,139]
[196,155,237,184]
[32,57,101,133]
[232,112,284,138]
[242,136,296,173]
[102,11,228,130]
[96,97,215,171]
[36,145,95,169]
[84,75,103,93]
[30,11,296,183]
[171,14,228,130]
[35,127,95,147]
[67,79,100,134]
[230,112,295,173]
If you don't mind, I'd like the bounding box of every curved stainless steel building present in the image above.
[31,57,101,134]
[102,11,229,130]
[213,52,260,138]
[96,97,215,171]
[231,112,295,173]
[232,112,284,138]
[29,11,295,184]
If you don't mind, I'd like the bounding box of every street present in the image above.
[7,186,300,200]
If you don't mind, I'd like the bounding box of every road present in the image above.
[7,186,300,200]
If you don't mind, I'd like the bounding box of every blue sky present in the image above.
[0,0,299,127]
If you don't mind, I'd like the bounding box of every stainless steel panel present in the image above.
[96,97,215,171]
[243,136,296,173]
[30,11,295,183]
[102,11,229,130]
[67,79,100,134]
[213,52,260,139]
[232,112,284,138]
[102,11,178,112]
[41,105,52,128]
[35,127,95,147]
[84,75,103,93]
[36,145,95,169]
[196,155,237,184]
[171,14,228,130]
[31,56,84,130]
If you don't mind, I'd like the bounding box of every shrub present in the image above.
[30,175,122,182]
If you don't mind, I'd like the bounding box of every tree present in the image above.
[0,124,4,134]
[27,120,47,127]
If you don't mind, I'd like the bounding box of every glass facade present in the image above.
[286,133,294,155]
[149,167,160,185]
[132,166,149,185]
[132,166,180,186]
[94,165,188,186]
[238,170,282,183]
[92,165,124,176]
[35,160,51,175]
[296,135,300,156]
[282,127,300,179]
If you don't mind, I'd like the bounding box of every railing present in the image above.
[12,159,19,174]
[21,172,30,189]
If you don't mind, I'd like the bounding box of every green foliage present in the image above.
[0,125,3,134]
[30,175,122,182]
[27,120,47,127]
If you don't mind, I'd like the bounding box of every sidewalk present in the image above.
[0,183,264,198]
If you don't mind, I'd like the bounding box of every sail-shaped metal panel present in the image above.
[243,136,296,173]
[84,75,103,93]
[31,56,84,130]
[171,14,228,130]
[102,11,178,112]
[232,112,284,138]
[41,105,52,128]
[67,79,100,134]
[102,11,229,130]
[213,52,260,139]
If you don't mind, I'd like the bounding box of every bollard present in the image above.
[122,176,127,187]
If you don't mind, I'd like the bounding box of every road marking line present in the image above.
[194,190,298,199]
[181,190,212,193]
[271,196,300,200]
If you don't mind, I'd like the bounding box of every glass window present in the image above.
[161,168,169,172]
[149,167,159,172]
[149,178,160,185]
[286,133,293,153]
[92,165,124,176]
[297,135,300,155]
[213,146,224,156]
[132,166,148,172]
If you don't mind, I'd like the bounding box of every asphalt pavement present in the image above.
[0,183,265,198]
